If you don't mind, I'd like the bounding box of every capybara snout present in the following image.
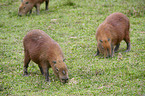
[61,77,69,83]
[95,12,131,58]
[99,39,112,58]
[23,29,68,83]
[53,60,69,83]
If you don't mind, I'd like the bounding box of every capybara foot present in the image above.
[45,78,50,82]
[125,43,131,52]
[124,49,130,52]
[23,68,28,76]
[114,44,120,52]
[23,72,29,76]
[94,53,98,56]
[94,51,99,56]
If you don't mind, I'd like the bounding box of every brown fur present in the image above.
[23,29,69,83]
[95,12,131,58]
[18,0,49,16]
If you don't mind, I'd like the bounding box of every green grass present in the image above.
[0,0,145,95]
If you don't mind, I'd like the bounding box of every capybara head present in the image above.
[18,0,32,16]
[52,59,69,83]
[98,38,112,58]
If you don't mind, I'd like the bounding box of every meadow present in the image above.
[0,0,145,95]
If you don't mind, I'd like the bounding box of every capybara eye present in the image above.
[100,40,103,43]
[108,38,110,41]
[63,59,65,62]
[53,61,56,64]
[25,2,29,4]
[24,7,25,9]
[56,68,59,72]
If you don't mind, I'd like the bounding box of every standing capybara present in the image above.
[95,12,131,58]
[23,29,69,83]
[18,0,49,16]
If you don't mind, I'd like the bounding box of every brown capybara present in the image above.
[95,12,131,58]
[18,0,49,16]
[23,29,69,83]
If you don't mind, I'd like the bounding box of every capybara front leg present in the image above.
[23,51,30,76]
[29,9,32,15]
[45,0,49,10]
[111,44,114,57]
[41,64,49,82]
[38,65,44,75]
[94,48,100,56]
[114,43,120,52]
[35,4,40,15]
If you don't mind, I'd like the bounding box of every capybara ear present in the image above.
[63,59,65,62]
[25,2,29,4]
[108,38,110,41]
[100,40,103,43]
[52,61,56,64]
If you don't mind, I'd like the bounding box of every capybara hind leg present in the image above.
[45,0,49,10]
[94,48,100,56]
[125,42,131,52]
[38,65,44,75]
[124,36,131,52]
[41,64,49,82]
[23,51,30,76]
[114,44,120,52]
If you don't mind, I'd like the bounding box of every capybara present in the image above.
[23,29,69,83]
[18,0,49,16]
[95,12,131,58]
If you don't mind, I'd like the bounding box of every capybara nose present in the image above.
[18,14,22,17]
[61,78,69,83]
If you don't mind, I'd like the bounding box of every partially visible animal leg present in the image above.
[125,42,131,52]
[111,44,114,57]
[45,0,49,10]
[124,32,131,52]
[35,4,40,15]
[41,64,49,82]
[38,65,44,75]
[23,50,31,76]
[29,9,32,15]
[94,48,100,56]
[114,43,120,52]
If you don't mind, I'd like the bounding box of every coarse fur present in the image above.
[18,0,49,16]
[95,12,131,58]
[23,29,69,83]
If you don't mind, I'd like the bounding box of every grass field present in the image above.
[0,0,145,95]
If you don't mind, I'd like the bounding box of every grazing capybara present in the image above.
[23,29,69,83]
[95,12,131,58]
[18,0,49,16]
